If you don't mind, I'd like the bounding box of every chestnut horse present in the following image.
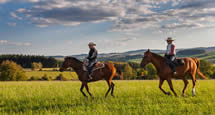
[140,50,207,96]
[60,57,117,97]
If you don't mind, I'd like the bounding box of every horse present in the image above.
[140,50,207,97]
[60,57,117,98]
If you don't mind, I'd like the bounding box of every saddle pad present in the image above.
[83,63,105,72]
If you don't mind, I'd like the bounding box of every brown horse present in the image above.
[140,50,207,96]
[60,57,117,97]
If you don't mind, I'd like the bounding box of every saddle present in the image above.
[83,62,105,72]
[173,58,185,66]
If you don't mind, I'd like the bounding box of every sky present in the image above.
[0,0,215,56]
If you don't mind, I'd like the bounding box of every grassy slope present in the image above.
[0,80,214,114]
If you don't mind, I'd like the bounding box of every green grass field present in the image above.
[0,80,214,115]
[25,71,78,80]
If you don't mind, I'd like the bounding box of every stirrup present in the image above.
[88,75,93,80]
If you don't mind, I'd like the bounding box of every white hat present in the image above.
[88,42,96,46]
[166,37,175,41]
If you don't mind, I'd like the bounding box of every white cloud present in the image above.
[9,0,215,31]
[0,40,8,44]
[0,0,8,4]
[8,22,17,27]
[0,0,39,3]
[10,12,22,20]
[0,40,32,46]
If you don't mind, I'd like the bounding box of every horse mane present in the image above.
[65,57,83,64]
[151,52,166,62]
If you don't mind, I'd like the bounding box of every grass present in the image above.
[0,80,214,114]
[25,71,78,80]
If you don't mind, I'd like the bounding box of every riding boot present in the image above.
[88,66,93,80]
[169,62,176,75]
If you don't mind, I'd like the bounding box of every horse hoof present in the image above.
[182,94,186,97]
[166,92,171,95]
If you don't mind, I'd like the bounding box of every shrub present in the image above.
[41,74,52,81]
[0,60,28,81]
[55,74,68,81]
[145,63,158,79]
[29,76,39,81]
[31,62,43,70]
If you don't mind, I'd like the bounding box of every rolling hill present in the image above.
[49,47,215,63]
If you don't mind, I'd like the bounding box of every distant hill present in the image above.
[177,49,206,56]
[49,46,215,64]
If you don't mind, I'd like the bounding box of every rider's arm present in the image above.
[88,49,97,60]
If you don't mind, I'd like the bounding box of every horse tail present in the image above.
[106,63,117,80]
[107,63,123,80]
[192,57,208,79]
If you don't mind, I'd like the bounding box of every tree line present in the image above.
[0,57,215,81]
[0,55,57,68]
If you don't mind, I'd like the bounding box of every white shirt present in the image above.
[166,44,176,55]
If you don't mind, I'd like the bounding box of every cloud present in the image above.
[97,37,137,48]
[0,0,8,4]
[0,40,32,46]
[10,12,22,20]
[9,0,215,31]
[0,0,39,3]
[8,22,17,27]
[0,40,8,44]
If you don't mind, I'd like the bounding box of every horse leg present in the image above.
[159,79,169,95]
[85,83,92,97]
[190,73,197,96]
[167,78,178,97]
[80,83,87,97]
[111,82,115,97]
[105,80,112,98]
[182,77,189,96]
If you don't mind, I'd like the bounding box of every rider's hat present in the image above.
[166,37,175,41]
[88,42,96,46]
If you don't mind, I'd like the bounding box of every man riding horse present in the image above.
[87,42,98,80]
[165,37,177,75]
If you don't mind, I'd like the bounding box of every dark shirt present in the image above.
[87,48,98,61]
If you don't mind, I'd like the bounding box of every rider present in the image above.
[165,37,177,75]
[87,42,98,80]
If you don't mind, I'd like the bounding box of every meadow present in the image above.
[25,71,78,80]
[0,80,214,115]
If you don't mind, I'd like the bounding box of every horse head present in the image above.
[60,57,82,72]
[140,49,153,68]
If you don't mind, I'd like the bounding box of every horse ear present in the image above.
[147,49,150,52]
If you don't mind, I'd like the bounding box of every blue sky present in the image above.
[0,0,215,56]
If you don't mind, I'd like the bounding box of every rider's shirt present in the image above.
[87,48,98,62]
[166,44,176,55]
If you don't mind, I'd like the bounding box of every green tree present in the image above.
[123,64,134,80]
[31,62,43,70]
[0,60,27,81]
[145,64,158,79]
[199,59,214,78]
